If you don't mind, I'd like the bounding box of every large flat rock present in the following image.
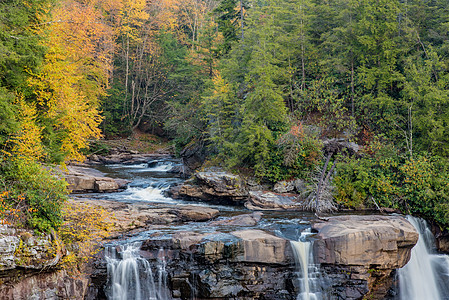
[231,229,290,264]
[69,198,219,232]
[65,166,129,193]
[312,215,418,269]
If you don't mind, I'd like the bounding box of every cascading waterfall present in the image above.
[105,242,170,300]
[290,230,323,300]
[398,216,449,300]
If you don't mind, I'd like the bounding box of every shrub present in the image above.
[263,124,322,183]
[334,150,449,230]
[58,201,113,270]
[0,158,67,232]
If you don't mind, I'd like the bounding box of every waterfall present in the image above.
[290,230,322,300]
[398,216,449,300]
[105,242,170,300]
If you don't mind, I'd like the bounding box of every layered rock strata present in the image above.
[312,215,419,299]
[86,215,418,300]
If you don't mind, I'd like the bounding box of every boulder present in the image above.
[273,179,306,194]
[312,215,419,300]
[94,179,119,192]
[65,166,129,193]
[245,191,306,211]
[273,180,296,193]
[312,215,418,268]
[210,212,263,227]
[195,171,248,199]
[179,171,249,202]
[231,229,291,264]
[169,205,220,222]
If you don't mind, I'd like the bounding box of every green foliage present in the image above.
[214,0,244,54]
[0,0,47,93]
[0,158,67,232]
[0,88,17,144]
[334,147,449,229]
[264,125,322,182]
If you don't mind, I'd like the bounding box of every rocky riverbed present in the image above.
[0,155,437,300]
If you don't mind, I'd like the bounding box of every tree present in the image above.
[28,0,114,161]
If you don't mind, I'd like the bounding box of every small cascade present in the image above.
[123,181,177,204]
[156,248,170,300]
[147,160,176,172]
[290,230,323,300]
[105,242,170,300]
[398,216,449,300]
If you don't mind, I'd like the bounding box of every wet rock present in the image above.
[179,171,249,203]
[312,215,418,300]
[169,205,220,222]
[245,191,307,211]
[197,269,244,298]
[231,230,291,264]
[210,212,263,227]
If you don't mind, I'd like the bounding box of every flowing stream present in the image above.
[398,216,449,300]
[88,158,316,299]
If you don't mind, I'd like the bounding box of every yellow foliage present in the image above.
[28,0,115,161]
[58,201,113,270]
[12,98,44,162]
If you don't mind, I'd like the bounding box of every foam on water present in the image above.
[105,242,171,300]
[398,216,449,300]
[124,185,177,204]
[290,229,323,300]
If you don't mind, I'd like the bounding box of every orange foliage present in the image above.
[0,191,32,226]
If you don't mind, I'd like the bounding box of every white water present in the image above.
[125,184,176,204]
[105,243,170,300]
[398,216,449,300]
[145,161,176,172]
[290,230,322,300]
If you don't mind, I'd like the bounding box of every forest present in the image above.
[0,0,449,232]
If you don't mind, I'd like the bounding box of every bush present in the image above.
[334,149,449,230]
[0,158,67,232]
[263,124,322,183]
[58,201,113,270]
